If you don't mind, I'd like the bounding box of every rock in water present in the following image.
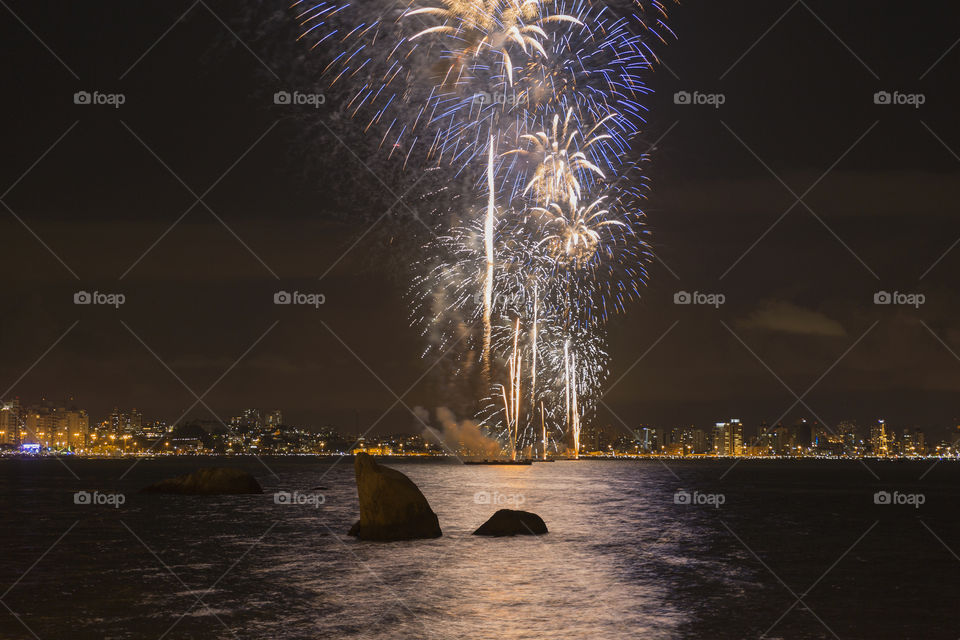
[473,509,548,536]
[141,467,262,495]
[348,452,442,540]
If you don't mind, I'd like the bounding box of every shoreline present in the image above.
[1,452,957,462]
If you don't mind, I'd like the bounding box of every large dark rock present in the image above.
[473,509,548,536]
[141,467,262,495]
[348,453,442,541]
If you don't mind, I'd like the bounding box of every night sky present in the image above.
[2,1,960,438]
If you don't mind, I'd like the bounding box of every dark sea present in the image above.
[1,457,958,639]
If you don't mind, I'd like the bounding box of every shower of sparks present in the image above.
[290,0,675,457]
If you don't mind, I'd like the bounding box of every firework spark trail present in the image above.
[289,0,676,457]
[511,316,521,458]
[540,399,547,458]
[483,136,495,380]
[570,346,580,458]
[530,281,538,408]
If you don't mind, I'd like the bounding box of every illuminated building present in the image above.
[58,408,89,448]
[352,444,393,456]
[837,421,859,456]
[795,419,813,450]
[870,419,890,456]
[714,419,744,456]
[901,428,926,457]
[107,407,143,436]
[128,408,142,434]
[22,400,88,449]
[690,428,708,454]
[23,409,55,446]
[0,399,21,445]
[109,407,124,436]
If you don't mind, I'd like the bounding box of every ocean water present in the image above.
[1,457,958,639]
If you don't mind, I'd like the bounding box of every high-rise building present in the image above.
[129,408,143,434]
[0,399,21,445]
[870,420,890,456]
[266,410,283,427]
[714,419,744,456]
[690,429,708,454]
[836,421,859,455]
[23,407,55,446]
[22,401,88,449]
[109,407,124,437]
[795,419,813,449]
[58,408,89,448]
[901,428,926,457]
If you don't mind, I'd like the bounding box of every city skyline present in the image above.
[3,393,957,458]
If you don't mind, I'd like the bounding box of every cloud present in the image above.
[738,300,846,337]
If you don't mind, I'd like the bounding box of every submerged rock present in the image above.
[473,509,548,536]
[141,467,262,495]
[348,452,442,541]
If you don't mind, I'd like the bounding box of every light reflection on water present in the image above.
[247,461,688,639]
[0,459,693,639]
[3,457,955,639]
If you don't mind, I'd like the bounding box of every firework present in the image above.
[507,107,609,207]
[291,0,671,176]
[533,196,626,266]
[289,0,675,456]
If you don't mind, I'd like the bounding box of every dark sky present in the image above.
[2,1,960,439]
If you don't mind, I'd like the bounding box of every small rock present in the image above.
[141,467,262,495]
[473,509,548,536]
